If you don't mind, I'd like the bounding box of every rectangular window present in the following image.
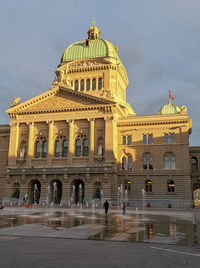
[122,136,126,145]
[164,134,168,144]
[143,135,147,144]
[148,134,152,144]
[80,79,84,91]
[75,80,79,91]
[170,133,174,144]
[86,79,90,91]
[98,78,102,90]
[127,136,131,145]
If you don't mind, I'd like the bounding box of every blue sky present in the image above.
[0,0,199,145]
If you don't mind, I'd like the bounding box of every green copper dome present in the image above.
[159,102,180,115]
[61,39,120,63]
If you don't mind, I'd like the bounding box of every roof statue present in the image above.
[11,97,21,107]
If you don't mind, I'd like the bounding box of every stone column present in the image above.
[89,118,95,163]
[47,121,54,165]
[8,122,19,167]
[104,116,116,164]
[27,122,34,166]
[68,120,74,165]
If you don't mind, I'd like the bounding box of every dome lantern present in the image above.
[87,21,101,40]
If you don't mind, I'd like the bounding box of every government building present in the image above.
[0,22,199,208]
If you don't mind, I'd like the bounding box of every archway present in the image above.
[50,179,62,204]
[28,180,41,204]
[71,179,85,204]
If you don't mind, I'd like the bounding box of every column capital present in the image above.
[87,118,95,122]
[66,119,74,124]
[26,122,34,126]
[9,122,19,127]
[104,116,114,123]
[46,120,54,125]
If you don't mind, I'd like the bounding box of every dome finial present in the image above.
[92,21,96,28]
[87,21,101,40]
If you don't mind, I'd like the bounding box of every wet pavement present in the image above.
[0,207,200,267]
[0,207,197,245]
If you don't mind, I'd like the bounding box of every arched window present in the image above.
[143,156,147,169]
[168,179,175,192]
[165,154,175,170]
[86,79,90,91]
[145,179,152,192]
[149,156,153,169]
[127,136,131,145]
[171,155,176,169]
[42,141,48,158]
[170,133,174,143]
[75,139,81,156]
[55,140,60,157]
[122,136,126,145]
[191,157,198,172]
[35,141,40,158]
[92,78,96,90]
[98,78,102,90]
[75,80,79,91]
[122,157,126,170]
[128,156,132,170]
[83,139,89,156]
[164,155,170,170]
[62,140,68,157]
[80,79,84,91]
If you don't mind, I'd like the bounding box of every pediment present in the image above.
[7,87,115,115]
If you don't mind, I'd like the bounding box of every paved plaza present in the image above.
[0,207,199,267]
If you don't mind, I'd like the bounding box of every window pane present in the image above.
[170,133,174,144]
[62,140,68,157]
[143,135,147,144]
[149,156,153,169]
[92,78,96,90]
[143,156,147,169]
[42,141,48,158]
[128,156,132,170]
[86,79,90,91]
[98,78,102,90]
[80,79,84,91]
[35,141,40,158]
[164,134,168,144]
[83,139,89,156]
[127,136,131,145]
[55,140,60,157]
[122,136,126,145]
[75,80,78,91]
[122,157,126,170]
[171,156,176,169]
[191,157,198,172]
[75,139,81,156]
[165,156,170,169]
[148,134,152,144]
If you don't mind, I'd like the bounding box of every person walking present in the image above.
[103,200,109,216]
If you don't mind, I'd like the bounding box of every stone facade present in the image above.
[0,23,198,207]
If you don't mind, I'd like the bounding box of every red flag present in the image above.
[169,89,175,100]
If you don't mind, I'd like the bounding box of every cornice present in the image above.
[117,119,189,128]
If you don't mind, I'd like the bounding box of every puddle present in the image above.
[0,211,197,245]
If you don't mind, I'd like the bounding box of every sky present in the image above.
[0,0,199,145]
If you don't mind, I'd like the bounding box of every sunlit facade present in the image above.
[0,23,196,208]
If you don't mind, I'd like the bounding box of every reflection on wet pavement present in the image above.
[0,211,196,245]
